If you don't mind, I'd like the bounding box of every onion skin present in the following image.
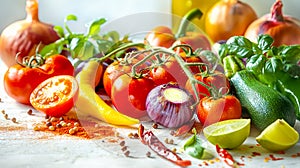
[146,83,195,128]
[205,0,257,42]
[244,0,300,46]
[0,0,60,67]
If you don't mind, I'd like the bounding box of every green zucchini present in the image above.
[230,70,296,131]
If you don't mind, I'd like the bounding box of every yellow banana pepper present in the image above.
[75,60,139,126]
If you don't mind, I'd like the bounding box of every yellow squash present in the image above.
[75,60,139,126]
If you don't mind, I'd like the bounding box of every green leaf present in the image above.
[65,14,77,22]
[246,54,267,75]
[182,128,212,159]
[262,57,285,84]
[70,38,95,60]
[218,44,229,61]
[226,36,254,58]
[279,45,300,64]
[284,63,300,78]
[40,38,68,57]
[53,25,65,38]
[257,34,273,51]
[87,18,106,37]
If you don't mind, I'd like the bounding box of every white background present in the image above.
[0,0,299,32]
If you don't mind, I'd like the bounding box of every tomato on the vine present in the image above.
[4,54,74,104]
[197,95,242,126]
[179,52,206,74]
[102,57,148,97]
[149,57,188,87]
[111,74,156,119]
[30,75,79,117]
[185,71,230,100]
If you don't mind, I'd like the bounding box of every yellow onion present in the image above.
[244,0,300,46]
[205,0,258,42]
[0,0,60,67]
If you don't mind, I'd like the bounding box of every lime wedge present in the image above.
[256,119,299,152]
[203,119,251,149]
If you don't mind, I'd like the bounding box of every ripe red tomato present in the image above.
[103,57,147,97]
[30,75,79,117]
[179,52,206,74]
[197,95,242,126]
[4,54,74,104]
[185,71,230,100]
[111,74,156,119]
[149,57,188,87]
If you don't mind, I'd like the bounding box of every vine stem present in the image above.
[131,45,219,107]
[94,42,145,62]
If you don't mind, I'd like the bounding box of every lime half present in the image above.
[256,119,299,152]
[203,119,251,149]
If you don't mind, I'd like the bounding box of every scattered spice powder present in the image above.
[33,114,116,139]
[291,152,300,158]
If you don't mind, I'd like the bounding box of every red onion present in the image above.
[244,0,300,46]
[146,82,196,128]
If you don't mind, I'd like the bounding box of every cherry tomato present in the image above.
[111,74,156,119]
[4,54,74,104]
[185,71,230,100]
[103,57,147,97]
[197,95,242,126]
[149,57,188,87]
[179,52,206,74]
[30,75,79,117]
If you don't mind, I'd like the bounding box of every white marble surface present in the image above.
[1,59,300,168]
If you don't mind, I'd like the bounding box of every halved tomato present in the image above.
[30,75,79,117]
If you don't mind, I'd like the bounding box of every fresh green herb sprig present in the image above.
[182,128,213,160]
[40,14,131,61]
[219,34,300,85]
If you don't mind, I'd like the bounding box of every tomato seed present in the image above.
[49,126,55,131]
[46,122,52,127]
[56,123,62,128]
[69,128,76,135]
[73,126,79,132]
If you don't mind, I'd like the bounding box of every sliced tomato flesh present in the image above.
[30,75,79,117]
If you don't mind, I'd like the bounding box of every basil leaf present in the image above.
[226,36,254,58]
[246,54,267,75]
[257,34,273,51]
[262,57,285,84]
[284,63,300,78]
[218,44,229,61]
[279,45,300,64]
